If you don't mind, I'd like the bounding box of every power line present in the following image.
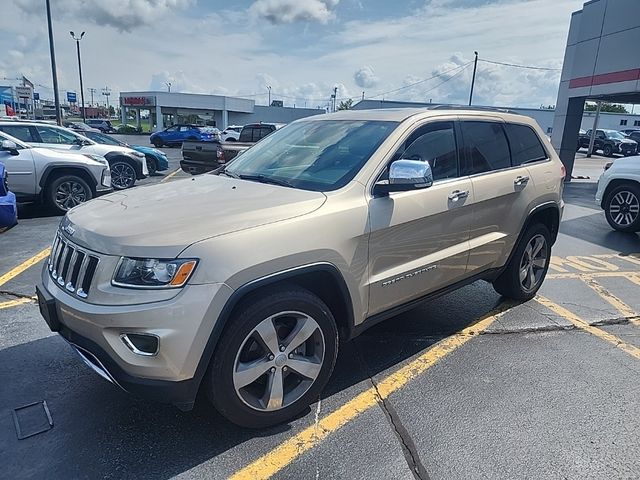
[479,58,561,72]
[368,62,473,99]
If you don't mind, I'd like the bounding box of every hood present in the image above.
[132,145,165,156]
[65,174,327,258]
[31,147,106,167]
[88,143,142,157]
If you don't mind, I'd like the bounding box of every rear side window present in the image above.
[460,121,511,175]
[0,125,37,142]
[504,124,547,165]
[239,127,255,142]
[258,127,273,140]
[36,126,78,144]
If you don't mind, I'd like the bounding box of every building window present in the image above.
[546,127,553,134]
[634,121,640,127]
[620,119,628,126]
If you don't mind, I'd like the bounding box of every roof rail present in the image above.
[429,105,523,115]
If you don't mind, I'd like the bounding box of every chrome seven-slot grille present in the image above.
[48,234,100,299]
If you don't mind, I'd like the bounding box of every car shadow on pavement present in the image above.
[0,283,505,479]
[17,203,62,220]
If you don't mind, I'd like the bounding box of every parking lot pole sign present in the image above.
[67,91,77,105]
[15,85,34,119]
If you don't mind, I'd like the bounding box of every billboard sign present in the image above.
[67,91,77,103]
[122,96,155,106]
[33,92,39,101]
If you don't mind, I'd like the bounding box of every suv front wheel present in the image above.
[604,183,640,232]
[46,174,93,214]
[110,161,137,189]
[208,286,338,428]
[493,223,551,300]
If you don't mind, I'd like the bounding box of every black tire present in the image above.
[110,161,137,189]
[603,144,613,157]
[145,156,157,176]
[603,183,640,232]
[493,223,552,301]
[208,286,338,428]
[45,174,93,215]
[226,137,237,142]
[152,138,163,148]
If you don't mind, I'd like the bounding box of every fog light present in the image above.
[120,333,159,356]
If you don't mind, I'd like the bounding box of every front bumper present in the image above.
[180,159,222,175]
[36,273,233,408]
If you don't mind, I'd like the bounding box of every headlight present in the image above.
[113,258,198,289]
[84,153,109,166]
[131,151,145,159]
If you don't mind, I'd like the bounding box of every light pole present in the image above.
[468,51,479,106]
[46,0,62,125]
[70,31,86,122]
[88,87,96,106]
[267,86,272,106]
[102,87,111,117]
[166,82,171,93]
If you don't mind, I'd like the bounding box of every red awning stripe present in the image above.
[569,68,640,89]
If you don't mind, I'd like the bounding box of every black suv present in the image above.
[578,129,638,157]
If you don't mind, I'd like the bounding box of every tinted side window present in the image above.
[259,127,273,140]
[460,122,511,175]
[0,125,37,142]
[239,127,255,142]
[401,122,458,181]
[504,124,547,166]
[36,126,77,144]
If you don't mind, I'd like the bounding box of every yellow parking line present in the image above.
[0,297,34,309]
[229,303,512,480]
[546,271,636,280]
[0,248,51,288]
[536,296,640,360]
[160,168,181,183]
[582,278,640,326]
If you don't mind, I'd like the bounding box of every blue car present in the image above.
[81,131,169,175]
[149,124,217,148]
[0,160,17,230]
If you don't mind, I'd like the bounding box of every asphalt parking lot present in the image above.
[1,145,639,479]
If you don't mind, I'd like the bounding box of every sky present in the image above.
[1,0,586,109]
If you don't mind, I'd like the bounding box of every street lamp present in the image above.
[166,82,171,93]
[46,0,62,125]
[69,31,86,122]
[267,86,271,106]
[102,87,111,117]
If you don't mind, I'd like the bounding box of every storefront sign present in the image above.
[122,96,155,106]
[15,86,33,98]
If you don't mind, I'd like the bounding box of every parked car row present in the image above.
[577,128,638,156]
[0,121,148,189]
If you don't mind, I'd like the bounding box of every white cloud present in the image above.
[250,0,340,24]
[15,0,194,32]
[354,66,379,89]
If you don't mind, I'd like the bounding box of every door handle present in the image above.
[448,190,469,202]
[514,176,530,187]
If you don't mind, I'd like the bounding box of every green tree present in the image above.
[338,98,353,110]
[585,103,628,113]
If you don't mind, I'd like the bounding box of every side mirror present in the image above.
[374,159,433,196]
[1,140,19,155]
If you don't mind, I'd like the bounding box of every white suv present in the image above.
[596,156,640,232]
[0,122,148,189]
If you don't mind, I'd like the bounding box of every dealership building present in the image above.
[552,0,640,177]
[119,91,323,131]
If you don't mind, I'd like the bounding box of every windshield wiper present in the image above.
[219,169,240,179]
[238,174,294,188]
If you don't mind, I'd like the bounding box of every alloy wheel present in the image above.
[55,181,87,211]
[111,163,136,189]
[233,311,325,412]
[609,190,640,227]
[519,234,548,293]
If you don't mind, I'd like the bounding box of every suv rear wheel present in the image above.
[110,161,137,189]
[603,183,640,232]
[208,286,338,428]
[493,223,551,300]
[46,174,93,214]
[603,144,613,157]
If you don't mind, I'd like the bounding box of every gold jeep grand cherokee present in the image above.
[37,107,564,428]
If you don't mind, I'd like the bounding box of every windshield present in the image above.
[84,131,124,146]
[606,131,627,140]
[0,131,29,149]
[224,120,398,192]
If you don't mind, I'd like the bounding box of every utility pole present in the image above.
[70,31,86,122]
[102,87,111,116]
[468,51,479,106]
[332,87,338,112]
[267,85,272,106]
[165,82,171,93]
[88,87,96,106]
[46,0,62,125]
